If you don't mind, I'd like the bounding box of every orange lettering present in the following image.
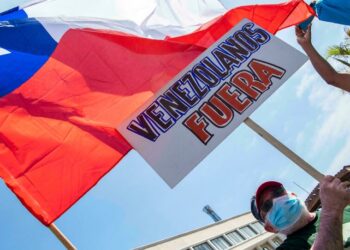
[216,83,252,113]
[200,96,233,128]
[231,71,267,100]
[183,112,213,144]
[249,59,285,87]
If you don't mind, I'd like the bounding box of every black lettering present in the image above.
[204,51,239,78]
[242,23,270,45]
[127,114,159,141]
[234,31,259,52]
[181,72,209,99]
[158,91,189,120]
[171,81,199,107]
[145,103,174,132]
[193,64,220,88]
[221,37,250,61]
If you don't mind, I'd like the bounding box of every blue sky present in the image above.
[0,0,349,249]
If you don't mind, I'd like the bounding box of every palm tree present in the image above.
[326,27,350,69]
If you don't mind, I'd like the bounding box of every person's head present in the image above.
[251,181,313,235]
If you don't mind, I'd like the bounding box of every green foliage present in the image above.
[333,58,350,68]
[325,27,350,69]
[326,45,350,58]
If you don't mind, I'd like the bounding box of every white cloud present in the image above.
[244,136,257,151]
[327,137,350,174]
[296,131,305,146]
[311,91,350,152]
[292,59,350,173]
[283,123,289,134]
[292,61,350,153]
[296,71,318,98]
[278,166,292,179]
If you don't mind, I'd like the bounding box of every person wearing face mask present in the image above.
[251,176,350,249]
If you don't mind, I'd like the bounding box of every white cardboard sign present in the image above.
[118,19,307,187]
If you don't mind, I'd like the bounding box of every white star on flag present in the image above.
[0,47,10,56]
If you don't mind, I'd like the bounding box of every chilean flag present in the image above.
[0,0,314,225]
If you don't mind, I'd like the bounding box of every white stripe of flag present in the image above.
[0,47,10,56]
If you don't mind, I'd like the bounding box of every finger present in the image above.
[340,181,350,189]
[323,175,335,183]
[295,26,303,36]
[332,177,341,185]
[306,23,312,33]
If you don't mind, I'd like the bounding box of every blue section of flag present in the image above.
[0,8,27,21]
[0,18,57,97]
[315,0,350,25]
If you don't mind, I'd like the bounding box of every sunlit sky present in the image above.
[0,0,349,249]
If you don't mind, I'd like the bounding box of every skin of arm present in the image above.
[295,25,350,92]
[310,176,350,250]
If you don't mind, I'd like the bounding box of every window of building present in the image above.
[193,242,214,250]
[250,221,265,234]
[225,230,245,245]
[272,237,283,246]
[210,236,232,250]
[239,225,258,239]
[260,242,274,250]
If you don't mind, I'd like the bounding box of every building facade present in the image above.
[135,212,284,250]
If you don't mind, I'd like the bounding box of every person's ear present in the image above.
[264,223,278,233]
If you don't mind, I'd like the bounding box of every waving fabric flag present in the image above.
[11,0,227,39]
[0,0,313,225]
[0,0,46,21]
[314,0,350,25]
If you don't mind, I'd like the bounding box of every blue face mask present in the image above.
[266,193,304,232]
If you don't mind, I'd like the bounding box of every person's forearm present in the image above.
[311,210,343,250]
[301,43,338,85]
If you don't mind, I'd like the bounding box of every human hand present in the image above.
[319,175,350,214]
[295,24,312,48]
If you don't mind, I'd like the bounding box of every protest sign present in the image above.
[118,19,307,187]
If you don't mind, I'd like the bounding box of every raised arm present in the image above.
[311,176,350,250]
[295,25,350,92]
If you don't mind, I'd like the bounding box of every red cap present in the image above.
[255,181,283,212]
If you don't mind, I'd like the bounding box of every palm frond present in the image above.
[345,28,350,38]
[334,58,350,68]
[326,45,350,58]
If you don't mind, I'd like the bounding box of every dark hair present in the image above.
[251,196,264,222]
